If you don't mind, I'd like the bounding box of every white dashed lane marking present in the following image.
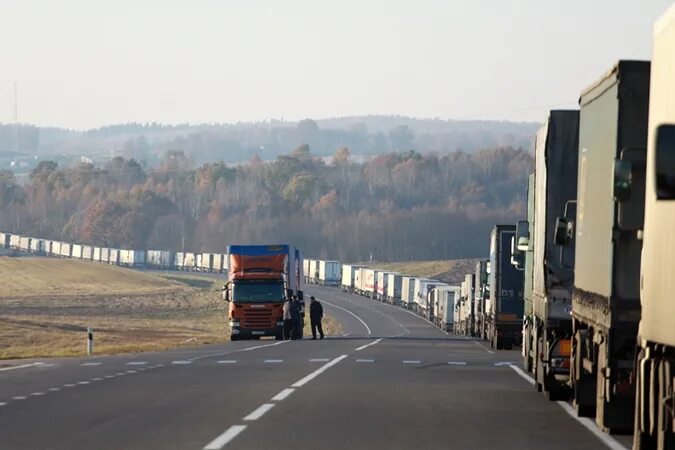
[81,362,102,366]
[127,361,148,366]
[356,359,374,363]
[217,360,237,364]
[171,360,193,365]
[12,396,26,400]
[264,359,283,364]
[243,403,275,421]
[271,388,295,401]
[203,425,248,450]
[77,381,90,385]
[309,358,330,362]
[0,402,6,406]
[448,361,467,366]
[30,392,45,396]
[403,360,421,364]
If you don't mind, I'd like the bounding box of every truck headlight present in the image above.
[276,321,284,326]
[229,320,240,327]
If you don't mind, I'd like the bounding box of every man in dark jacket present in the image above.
[309,296,324,340]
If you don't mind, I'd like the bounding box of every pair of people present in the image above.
[282,296,302,340]
[282,296,324,340]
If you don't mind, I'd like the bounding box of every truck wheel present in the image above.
[230,334,239,342]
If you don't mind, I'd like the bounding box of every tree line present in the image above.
[0,145,532,262]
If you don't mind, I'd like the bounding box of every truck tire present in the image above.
[230,334,239,341]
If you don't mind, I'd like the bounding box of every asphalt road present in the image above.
[0,285,631,450]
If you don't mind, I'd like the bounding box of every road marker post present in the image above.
[87,327,93,355]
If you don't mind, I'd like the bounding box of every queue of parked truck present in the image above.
[1,5,673,448]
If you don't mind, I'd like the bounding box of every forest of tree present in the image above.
[0,145,532,262]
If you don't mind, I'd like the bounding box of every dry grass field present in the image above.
[0,257,341,359]
[366,259,481,285]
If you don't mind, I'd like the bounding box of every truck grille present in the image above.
[242,308,274,327]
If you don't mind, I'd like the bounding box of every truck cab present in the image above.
[224,245,303,341]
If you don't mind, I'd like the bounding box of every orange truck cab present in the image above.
[224,245,304,341]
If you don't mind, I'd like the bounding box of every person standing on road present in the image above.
[290,297,302,340]
[309,296,324,340]
[282,297,293,340]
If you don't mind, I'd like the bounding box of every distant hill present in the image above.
[0,116,539,169]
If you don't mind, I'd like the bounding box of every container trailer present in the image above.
[565,60,650,432]
[29,238,46,254]
[341,264,363,293]
[432,286,460,332]
[0,232,10,248]
[363,268,378,298]
[487,225,524,350]
[318,260,341,286]
[19,236,31,252]
[473,260,489,339]
[401,276,416,310]
[71,244,83,259]
[386,272,403,305]
[9,234,21,250]
[633,7,675,447]
[81,245,93,260]
[376,271,391,301]
[413,278,440,319]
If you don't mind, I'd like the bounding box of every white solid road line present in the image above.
[473,340,495,354]
[0,362,44,372]
[271,388,295,401]
[509,364,535,385]
[355,338,383,351]
[320,298,372,335]
[292,355,348,388]
[236,341,288,353]
[557,401,628,450]
[81,362,102,366]
[447,361,467,365]
[263,359,283,363]
[217,360,237,364]
[508,365,627,450]
[243,403,275,421]
[203,425,248,450]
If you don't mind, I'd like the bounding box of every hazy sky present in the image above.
[2,0,672,129]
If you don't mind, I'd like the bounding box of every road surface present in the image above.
[0,285,630,449]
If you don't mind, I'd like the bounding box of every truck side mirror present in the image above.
[223,288,230,302]
[616,147,646,231]
[515,220,529,252]
[655,124,675,200]
[614,159,633,202]
[510,236,525,271]
[554,217,570,246]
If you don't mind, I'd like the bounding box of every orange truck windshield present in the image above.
[232,281,284,303]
